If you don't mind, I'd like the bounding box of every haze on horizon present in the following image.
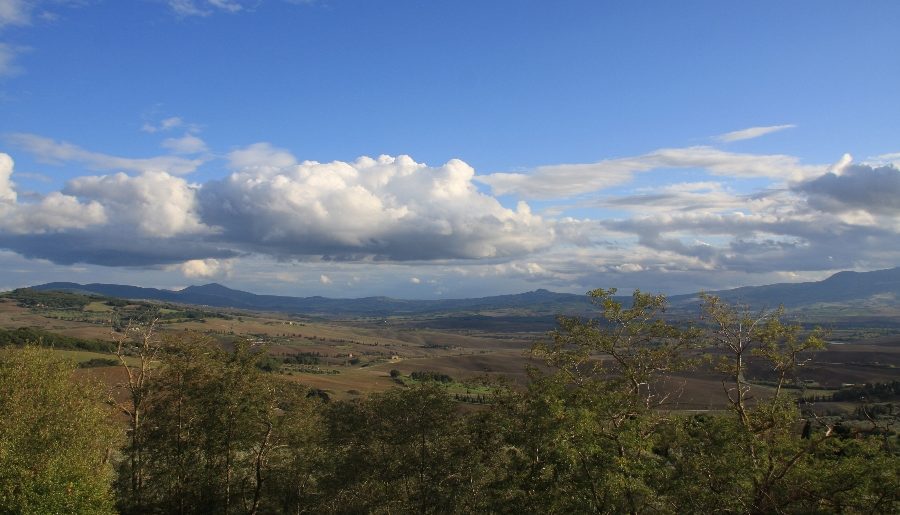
[1,0,899,299]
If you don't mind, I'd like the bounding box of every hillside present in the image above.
[25,282,594,317]
[22,267,900,318]
[669,267,900,310]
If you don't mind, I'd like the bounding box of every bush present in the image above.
[0,347,119,513]
[78,357,119,368]
[410,370,453,383]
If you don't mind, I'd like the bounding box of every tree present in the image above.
[110,309,162,510]
[322,383,475,513]
[524,288,697,513]
[694,294,831,513]
[666,294,898,513]
[128,334,325,514]
[0,346,119,513]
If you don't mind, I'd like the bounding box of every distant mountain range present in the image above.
[20,267,900,318]
[23,281,593,317]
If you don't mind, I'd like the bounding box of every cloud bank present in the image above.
[2,136,900,292]
[200,154,553,260]
[479,146,823,199]
[0,150,554,266]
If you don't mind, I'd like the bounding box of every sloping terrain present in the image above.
[23,267,900,327]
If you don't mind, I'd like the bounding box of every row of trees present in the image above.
[0,290,898,513]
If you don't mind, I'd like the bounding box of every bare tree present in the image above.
[110,309,161,508]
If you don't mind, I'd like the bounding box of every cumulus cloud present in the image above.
[162,134,208,155]
[0,152,555,267]
[479,146,823,199]
[868,152,900,169]
[0,153,107,234]
[178,258,232,278]
[201,154,554,260]
[0,152,15,203]
[3,140,900,295]
[2,192,107,234]
[0,158,234,266]
[8,133,205,175]
[0,231,239,266]
[509,155,900,285]
[715,124,796,143]
[590,178,899,277]
[798,163,900,216]
[64,171,210,238]
[227,142,297,169]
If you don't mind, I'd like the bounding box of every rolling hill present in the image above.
[20,266,900,318]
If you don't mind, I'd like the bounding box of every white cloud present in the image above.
[0,0,31,28]
[0,42,23,77]
[868,151,900,169]
[0,152,16,203]
[64,171,210,238]
[872,152,900,161]
[648,146,820,180]
[167,0,252,17]
[2,192,108,233]
[828,153,853,175]
[0,153,107,234]
[479,146,824,199]
[600,181,767,214]
[201,154,554,260]
[8,133,205,175]
[3,140,900,296]
[167,0,208,16]
[141,116,184,133]
[208,0,243,12]
[715,124,796,143]
[227,142,297,169]
[178,258,232,279]
[162,134,208,155]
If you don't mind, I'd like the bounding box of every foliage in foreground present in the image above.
[0,290,898,514]
[0,347,119,514]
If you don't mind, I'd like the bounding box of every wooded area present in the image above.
[0,290,897,514]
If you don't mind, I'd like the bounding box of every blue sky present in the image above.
[1,0,899,298]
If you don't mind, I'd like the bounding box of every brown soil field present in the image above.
[4,295,897,407]
[0,299,114,340]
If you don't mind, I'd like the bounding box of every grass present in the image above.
[393,373,496,397]
[83,301,114,313]
[51,349,140,367]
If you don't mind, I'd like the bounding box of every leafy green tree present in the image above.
[524,288,696,513]
[695,294,831,512]
[256,382,327,513]
[125,334,325,514]
[657,294,900,513]
[0,347,119,514]
[323,383,481,513]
